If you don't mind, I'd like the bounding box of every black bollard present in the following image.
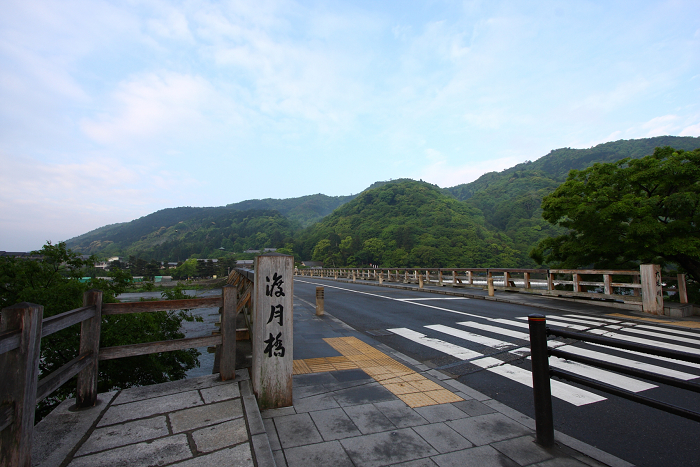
[528,313,554,447]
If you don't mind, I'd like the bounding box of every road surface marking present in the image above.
[388,327,605,406]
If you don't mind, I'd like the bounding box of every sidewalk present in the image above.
[261,296,633,467]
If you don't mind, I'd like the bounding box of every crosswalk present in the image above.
[388,314,700,407]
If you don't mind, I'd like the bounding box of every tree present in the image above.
[531,146,700,283]
[0,242,200,421]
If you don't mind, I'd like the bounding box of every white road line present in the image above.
[456,321,531,341]
[426,324,517,350]
[546,356,657,393]
[295,279,482,318]
[513,316,591,331]
[636,324,700,338]
[612,327,700,346]
[586,328,700,356]
[588,343,700,370]
[440,324,658,392]
[388,327,605,406]
[562,315,624,324]
[550,343,700,381]
[397,298,470,301]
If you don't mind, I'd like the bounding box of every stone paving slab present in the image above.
[98,390,203,427]
[169,398,243,433]
[76,416,169,456]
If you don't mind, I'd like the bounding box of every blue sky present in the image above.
[1,0,699,252]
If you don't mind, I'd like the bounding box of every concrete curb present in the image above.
[240,379,277,467]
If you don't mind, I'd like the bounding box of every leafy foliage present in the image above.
[297,180,522,268]
[0,242,200,421]
[531,147,700,284]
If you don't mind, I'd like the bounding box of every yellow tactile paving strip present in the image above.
[607,313,700,329]
[292,336,463,408]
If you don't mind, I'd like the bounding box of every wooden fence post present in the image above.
[418,274,424,289]
[604,274,613,295]
[77,290,102,408]
[487,271,495,296]
[316,287,324,316]
[252,254,293,409]
[677,274,688,304]
[219,285,237,381]
[640,264,663,315]
[524,272,531,289]
[547,271,554,291]
[0,303,43,467]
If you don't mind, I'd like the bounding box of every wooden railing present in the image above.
[0,260,295,466]
[0,278,248,466]
[295,266,689,311]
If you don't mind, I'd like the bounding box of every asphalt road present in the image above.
[293,277,700,467]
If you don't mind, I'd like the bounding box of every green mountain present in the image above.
[296,180,523,268]
[64,136,700,267]
[443,136,700,262]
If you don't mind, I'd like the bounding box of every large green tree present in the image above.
[531,146,700,283]
[0,242,200,420]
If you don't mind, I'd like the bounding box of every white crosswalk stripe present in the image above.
[387,327,606,406]
[387,314,700,408]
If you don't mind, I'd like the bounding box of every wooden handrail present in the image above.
[0,329,20,355]
[36,352,92,403]
[99,335,222,360]
[102,296,222,315]
[42,306,95,338]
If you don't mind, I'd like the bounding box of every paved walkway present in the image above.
[31,281,643,467]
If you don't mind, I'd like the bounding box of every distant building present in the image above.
[243,248,277,254]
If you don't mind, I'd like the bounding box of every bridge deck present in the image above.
[32,371,274,467]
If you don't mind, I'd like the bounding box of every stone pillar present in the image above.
[640,264,663,315]
[252,254,293,408]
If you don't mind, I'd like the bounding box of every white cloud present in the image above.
[420,155,521,188]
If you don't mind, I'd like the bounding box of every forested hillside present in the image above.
[64,136,700,268]
[295,180,523,268]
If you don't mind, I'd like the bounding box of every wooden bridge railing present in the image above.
[0,257,294,467]
[295,265,688,314]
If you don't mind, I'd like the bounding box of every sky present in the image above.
[1,0,699,252]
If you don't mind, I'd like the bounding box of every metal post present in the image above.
[528,314,554,447]
[316,287,324,316]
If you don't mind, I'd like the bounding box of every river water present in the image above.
[115,288,222,378]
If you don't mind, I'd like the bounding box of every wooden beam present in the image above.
[99,335,222,360]
[36,352,91,404]
[0,403,12,432]
[41,306,95,338]
[0,330,20,355]
[77,290,102,408]
[102,297,222,315]
[0,303,43,467]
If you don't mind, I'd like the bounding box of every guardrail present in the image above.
[527,314,700,447]
[296,265,689,314]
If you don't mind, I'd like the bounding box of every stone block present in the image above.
[243,394,266,435]
[251,433,277,467]
[191,418,248,453]
[112,375,226,405]
[309,408,362,441]
[432,445,519,467]
[284,440,355,467]
[263,418,281,451]
[99,391,203,427]
[200,382,240,403]
[169,443,253,467]
[68,433,191,467]
[32,392,117,467]
[342,403,396,434]
[331,383,396,407]
[339,427,438,467]
[261,406,296,419]
[414,403,469,423]
[274,412,323,448]
[169,398,243,433]
[293,392,340,413]
[491,435,553,465]
[452,399,497,417]
[374,400,428,428]
[446,413,530,446]
[412,422,473,453]
[76,416,169,456]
